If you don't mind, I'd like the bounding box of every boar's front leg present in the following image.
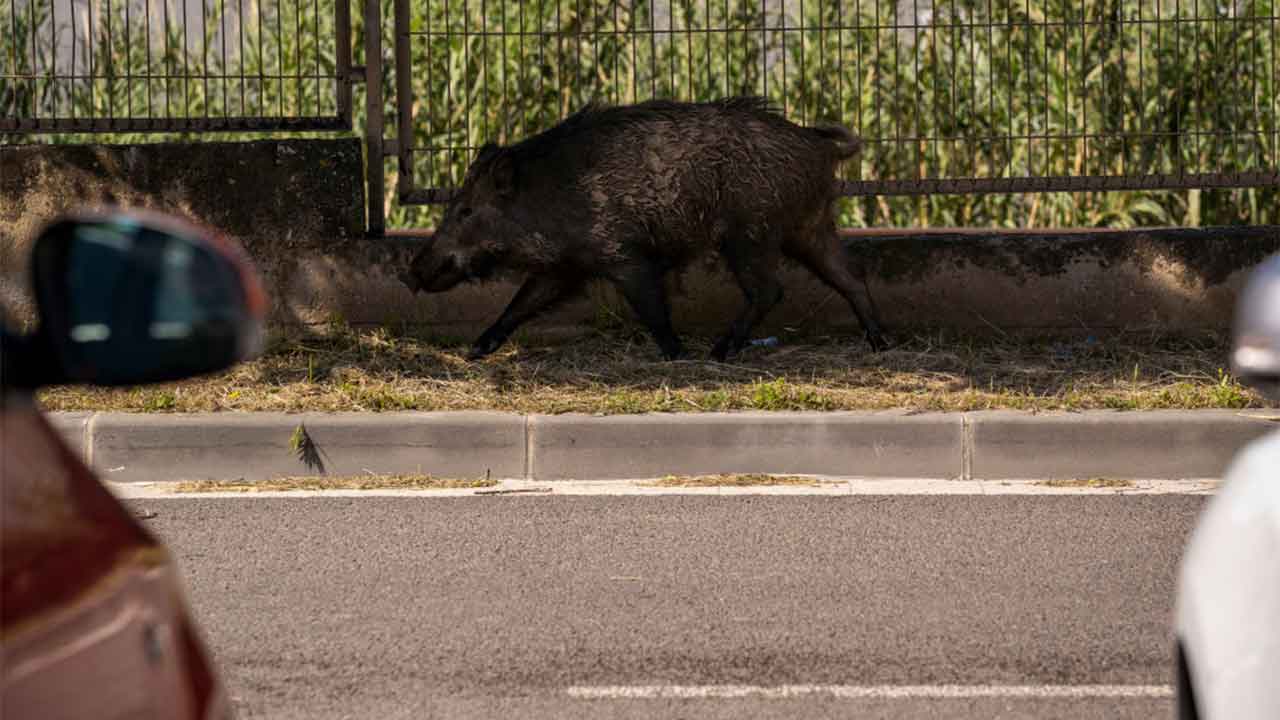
[468,274,581,360]
[610,262,684,361]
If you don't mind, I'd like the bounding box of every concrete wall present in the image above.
[1,139,381,329]
[842,225,1280,333]
[4,139,1278,339]
[384,225,1280,340]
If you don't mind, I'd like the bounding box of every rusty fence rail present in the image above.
[390,0,1280,205]
[1,0,353,131]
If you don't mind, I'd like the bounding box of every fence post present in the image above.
[394,0,414,201]
[363,0,385,236]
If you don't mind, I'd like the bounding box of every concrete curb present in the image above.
[47,409,1280,484]
[88,412,524,484]
[968,411,1275,480]
[529,411,962,480]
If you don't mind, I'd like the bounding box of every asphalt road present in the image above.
[132,495,1205,719]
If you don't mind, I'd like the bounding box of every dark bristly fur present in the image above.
[401,96,888,361]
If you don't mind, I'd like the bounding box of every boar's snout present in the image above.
[403,251,467,294]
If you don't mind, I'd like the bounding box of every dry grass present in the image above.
[645,473,823,487]
[1034,477,1136,489]
[36,324,1271,414]
[174,473,497,493]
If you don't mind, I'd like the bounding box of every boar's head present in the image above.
[401,143,523,294]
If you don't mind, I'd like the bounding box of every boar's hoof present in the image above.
[663,349,687,362]
[866,331,892,352]
[467,335,504,361]
[709,338,734,363]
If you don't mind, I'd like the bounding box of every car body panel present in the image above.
[1,393,229,720]
[1175,428,1280,720]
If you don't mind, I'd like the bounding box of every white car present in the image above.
[1174,254,1280,720]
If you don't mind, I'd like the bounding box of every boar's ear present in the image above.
[488,151,516,199]
[476,142,501,163]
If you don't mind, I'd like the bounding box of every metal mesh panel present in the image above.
[1,0,351,131]
[395,0,1280,199]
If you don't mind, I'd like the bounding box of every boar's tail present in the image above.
[811,124,863,161]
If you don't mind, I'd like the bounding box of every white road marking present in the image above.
[566,684,1174,700]
[110,477,1218,499]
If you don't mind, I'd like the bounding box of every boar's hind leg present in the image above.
[468,274,582,360]
[785,227,889,352]
[611,263,684,361]
[710,244,785,362]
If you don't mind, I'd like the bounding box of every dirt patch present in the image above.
[1034,478,1137,489]
[643,474,824,487]
[174,473,497,493]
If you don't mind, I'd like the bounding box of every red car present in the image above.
[2,208,266,719]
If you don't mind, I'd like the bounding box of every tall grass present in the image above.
[3,0,1277,229]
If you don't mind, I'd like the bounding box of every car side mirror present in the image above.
[20,208,267,388]
[1232,253,1280,400]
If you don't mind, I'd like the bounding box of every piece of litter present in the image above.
[133,509,158,519]
[475,487,553,495]
[750,336,779,348]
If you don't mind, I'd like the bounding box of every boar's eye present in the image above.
[458,207,473,219]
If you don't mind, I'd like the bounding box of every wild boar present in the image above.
[400,96,888,361]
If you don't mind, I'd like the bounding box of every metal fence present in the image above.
[390,0,1280,205]
[4,0,1278,232]
[1,0,352,131]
